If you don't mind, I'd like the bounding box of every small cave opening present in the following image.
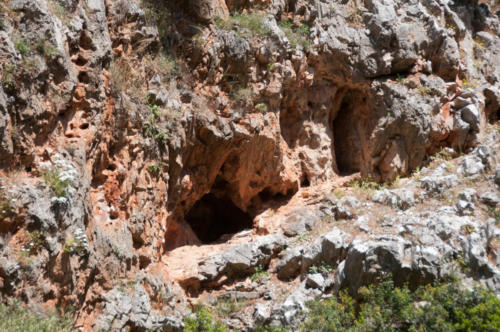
[185,193,253,244]
[333,92,363,176]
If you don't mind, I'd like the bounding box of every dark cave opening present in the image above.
[333,93,362,176]
[185,193,253,244]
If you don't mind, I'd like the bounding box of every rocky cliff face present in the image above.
[0,0,499,330]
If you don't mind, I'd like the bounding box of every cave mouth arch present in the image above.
[185,193,253,244]
[333,91,363,176]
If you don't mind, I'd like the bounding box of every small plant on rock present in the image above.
[0,299,75,332]
[184,304,227,332]
[332,187,345,199]
[1,63,16,91]
[63,236,86,257]
[14,39,30,57]
[42,168,72,198]
[279,20,311,49]
[147,162,162,175]
[49,0,70,26]
[143,105,169,145]
[346,8,365,27]
[396,73,405,83]
[432,148,453,161]
[230,86,253,106]
[215,297,246,317]
[309,262,335,276]
[488,206,500,225]
[249,265,270,283]
[21,230,45,255]
[418,85,433,96]
[215,12,270,39]
[255,102,268,114]
[0,187,13,220]
[36,36,58,59]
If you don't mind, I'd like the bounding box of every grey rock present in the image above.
[282,289,309,324]
[372,188,415,210]
[454,97,472,109]
[426,213,470,241]
[283,209,320,237]
[456,200,475,216]
[340,196,361,208]
[458,188,477,202]
[95,284,183,331]
[148,87,169,106]
[480,191,500,207]
[460,104,481,132]
[306,273,326,290]
[254,303,271,325]
[458,156,485,178]
[420,175,459,195]
[334,237,413,294]
[277,228,348,280]
[474,146,491,167]
[196,234,286,286]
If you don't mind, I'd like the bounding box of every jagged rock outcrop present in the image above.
[0,0,499,330]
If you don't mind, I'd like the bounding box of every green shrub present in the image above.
[302,291,357,331]
[1,63,16,91]
[143,52,177,83]
[332,187,345,199]
[143,105,169,145]
[0,300,75,332]
[215,297,246,317]
[231,86,253,106]
[250,265,270,283]
[255,102,268,114]
[14,39,29,57]
[184,305,227,332]
[348,177,383,197]
[309,262,335,276]
[215,12,270,38]
[63,237,85,256]
[42,168,71,198]
[488,207,500,224]
[109,59,142,95]
[25,230,45,254]
[49,0,70,26]
[36,36,58,58]
[0,187,13,219]
[147,162,162,175]
[279,20,311,49]
[396,73,405,84]
[302,277,500,331]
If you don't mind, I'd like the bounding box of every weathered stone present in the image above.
[282,209,320,237]
[480,191,500,207]
[305,273,326,290]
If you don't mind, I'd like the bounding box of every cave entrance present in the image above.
[185,193,253,244]
[333,92,362,175]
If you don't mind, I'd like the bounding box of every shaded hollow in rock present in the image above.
[333,91,364,175]
[185,193,253,243]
